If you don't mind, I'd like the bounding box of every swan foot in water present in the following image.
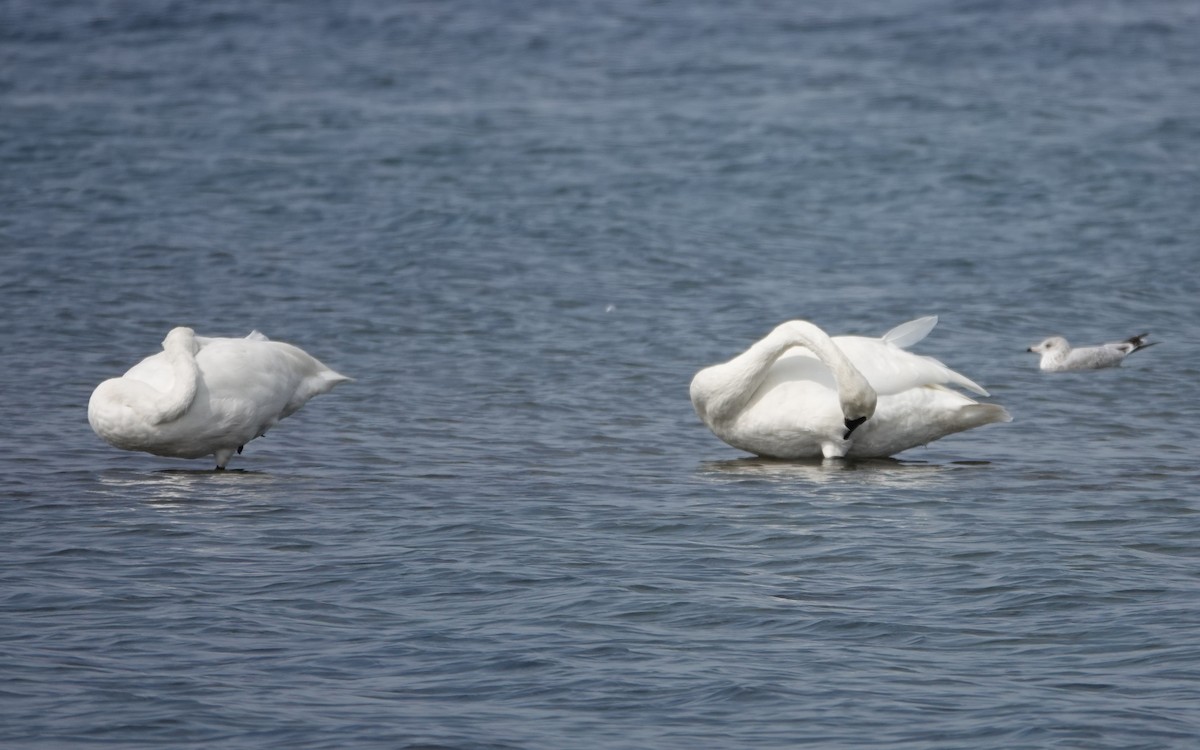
[214,447,236,470]
[821,441,849,459]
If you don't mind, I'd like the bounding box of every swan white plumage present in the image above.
[690,316,1010,459]
[88,327,351,469]
[1027,333,1154,372]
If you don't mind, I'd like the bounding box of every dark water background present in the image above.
[2,1,1199,747]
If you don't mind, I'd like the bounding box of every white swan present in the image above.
[89,327,351,469]
[690,316,1010,459]
[1027,333,1154,372]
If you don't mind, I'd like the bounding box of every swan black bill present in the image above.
[843,416,867,439]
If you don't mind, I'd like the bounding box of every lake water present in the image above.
[2,1,1199,747]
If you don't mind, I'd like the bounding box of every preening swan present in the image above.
[1027,333,1154,372]
[690,316,1010,459]
[89,328,351,468]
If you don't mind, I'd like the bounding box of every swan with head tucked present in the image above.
[88,327,351,469]
[690,316,1010,459]
[1027,333,1154,372]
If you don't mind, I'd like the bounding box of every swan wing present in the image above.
[833,335,990,396]
[847,385,1010,457]
[196,339,307,412]
[763,348,838,391]
[198,338,349,418]
[119,351,177,393]
[193,330,270,349]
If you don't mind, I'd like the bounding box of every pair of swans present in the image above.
[91,316,1008,469]
[690,316,1010,459]
[88,328,350,469]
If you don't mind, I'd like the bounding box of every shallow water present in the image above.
[3,1,1200,747]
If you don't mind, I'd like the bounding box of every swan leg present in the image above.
[214,447,236,469]
[821,441,848,459]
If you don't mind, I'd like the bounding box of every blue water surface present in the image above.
[2,1,1199,747]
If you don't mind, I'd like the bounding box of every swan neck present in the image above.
[777,321,875,414]
[694,320,872,427]
[151,339,200,424]
[778,322,853,378]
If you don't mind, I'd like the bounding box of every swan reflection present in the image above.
[96,468,273,508]
[698,456,978,488]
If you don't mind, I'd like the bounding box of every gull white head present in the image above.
[1027,336,1067,354]
[1027,336,1069,370]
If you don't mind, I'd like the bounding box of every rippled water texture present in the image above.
[2,1,1199,747]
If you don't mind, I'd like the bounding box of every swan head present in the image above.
[1027,336,1067,354]
[836,366,876,439]
[162,327,199,355]
[843,416,867,439]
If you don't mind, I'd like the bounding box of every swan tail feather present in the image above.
[958,403,1012,429]
[322,370,354,386]
[932,360,990,396]
[882,316,938,349]
[281,369,351,418]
